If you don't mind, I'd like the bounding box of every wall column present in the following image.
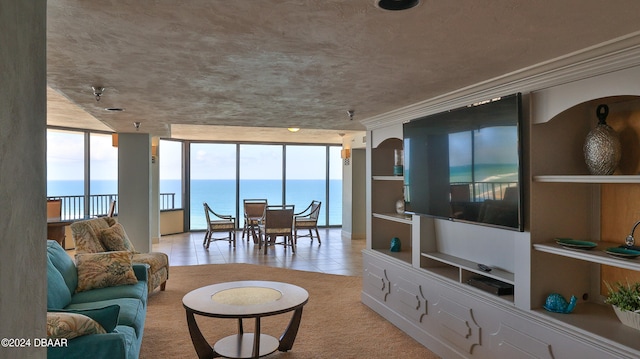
[0,1,47,358]
[117,133,152,252]
[151,137,160,244]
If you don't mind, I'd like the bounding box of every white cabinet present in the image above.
[362,56,640,358]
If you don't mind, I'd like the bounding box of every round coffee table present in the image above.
[183,280,309,359]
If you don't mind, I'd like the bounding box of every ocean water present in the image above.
[48,179,342,229]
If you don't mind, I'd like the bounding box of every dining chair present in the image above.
[259,204,295,254]
[294,200,322,244]
[242,198,267,243]
[107,200,117,217]
[203,202,236,249]
[47,198,62,219]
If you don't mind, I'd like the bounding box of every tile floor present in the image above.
[153,228,365,276]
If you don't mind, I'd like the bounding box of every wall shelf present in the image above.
[533,175,640,183]
[533,241,640,271]
[422,252,515,284]
[372,212,412,224]
[372,175,404,181]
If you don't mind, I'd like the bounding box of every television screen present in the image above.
[403,93,523,231]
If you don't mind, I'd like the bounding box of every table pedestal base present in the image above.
[214,334,278,359]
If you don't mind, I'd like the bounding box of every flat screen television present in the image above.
[403,93,523,231]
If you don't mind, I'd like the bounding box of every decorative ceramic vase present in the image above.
[583,104,621,175]
[612,305,640,330]
[390,237,401,252]
[395,198,405,214]
[393,149,404,176]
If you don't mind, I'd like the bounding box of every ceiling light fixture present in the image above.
[287,127,300,132]
[377,0,419,11]
[92,86,105,102]
[347,110,354,121]
[105,107,125,112]
[134,122,141,131]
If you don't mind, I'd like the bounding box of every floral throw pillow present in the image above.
[75,251,138,292]
[98,223,136,252]
[47,312,106,339]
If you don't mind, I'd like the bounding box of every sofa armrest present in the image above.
[132,263,149,282]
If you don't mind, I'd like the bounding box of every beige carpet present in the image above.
[140,264,440,359]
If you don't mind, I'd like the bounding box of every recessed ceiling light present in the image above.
[377,0,419,11]
[105,108,125,112]
[287,127,300,132]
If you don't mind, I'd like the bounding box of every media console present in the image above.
[361,37,640,359]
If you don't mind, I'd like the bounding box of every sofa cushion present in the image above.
[47,312,107,339]
[47,256,72,309]
[47,330,129,359]
[70,275,147,306]
[49,305,120,333]
[71,218,111,253]
[98,223,137,252]
[66,298,146,336]
[132,252,168,273]
[75,251,138,293]
[47,240,78,295]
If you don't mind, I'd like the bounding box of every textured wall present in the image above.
[0,1,48,358]
[118,133,152,253]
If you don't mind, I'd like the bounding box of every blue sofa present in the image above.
[46,240,148,359]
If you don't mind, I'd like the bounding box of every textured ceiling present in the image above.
[46,0,640,141]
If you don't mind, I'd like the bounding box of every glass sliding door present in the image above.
[239,144,283,206]
[285,145,327,225]
[190,143,237,230]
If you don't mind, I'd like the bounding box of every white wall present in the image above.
[0,1,47,358]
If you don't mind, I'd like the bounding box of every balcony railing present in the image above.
[47,193,177,220]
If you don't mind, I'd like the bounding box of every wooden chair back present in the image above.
[47,199,62,219]
[244,199,267,219]
[264,205,294,232]
[107,200,117,217]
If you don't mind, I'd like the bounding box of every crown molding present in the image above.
[361,31,640,130]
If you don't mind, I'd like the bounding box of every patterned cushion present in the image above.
[209,220,235,230]
[98,223,136,252]
[71,218,111,253]
[295,219,316,227]
[265,228,292,234]
[47,312,106,339]
[132,252,169,273]
[75,251,138,293]
[48,305,120,333]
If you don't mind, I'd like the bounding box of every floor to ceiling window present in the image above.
[47,129,119,218]
[159,139,183,210]
[285,145,327,225]
[239,144,283,205]
[47,129,86,219]
[187,142,342,231]
[89,133,118,215]
[46,129,342,229]
[189,143,237,229]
